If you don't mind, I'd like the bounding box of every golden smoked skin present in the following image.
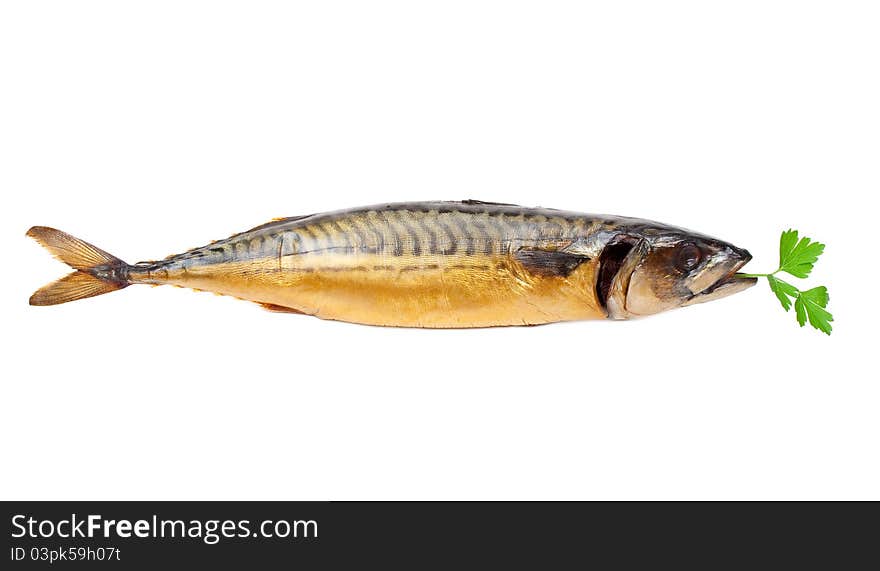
[126,202,611,327]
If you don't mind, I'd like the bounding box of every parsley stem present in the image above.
[736,267,784,279]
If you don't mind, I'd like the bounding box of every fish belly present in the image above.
[276,253,603,327]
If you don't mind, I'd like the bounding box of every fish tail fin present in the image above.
[27,226,131,306]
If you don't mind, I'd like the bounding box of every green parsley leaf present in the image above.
[778,229,825,279]
[794,295,807,327]
[767,275,799,312]
[794,288,833,335]
[800,285,829,308]
[798,286,833,335]
[737,229,832,334]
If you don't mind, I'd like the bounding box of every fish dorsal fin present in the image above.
[513,245,590,278]
[244,214,314,234]
[459,199,521,207]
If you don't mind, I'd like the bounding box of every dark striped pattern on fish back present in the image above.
[272,201,601,259]
[157,201,622,268]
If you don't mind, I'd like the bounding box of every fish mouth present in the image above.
[682,250,757,306]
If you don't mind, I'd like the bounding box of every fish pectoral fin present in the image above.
[255,302,306,314]
[513,246,590,278]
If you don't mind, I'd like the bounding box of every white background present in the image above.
[1,1,877,500]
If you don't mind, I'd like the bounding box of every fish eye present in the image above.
[675,243,702,272]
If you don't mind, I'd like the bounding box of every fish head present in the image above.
[600,223,757,318]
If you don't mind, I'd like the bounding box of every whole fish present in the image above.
[27,200,756,327]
